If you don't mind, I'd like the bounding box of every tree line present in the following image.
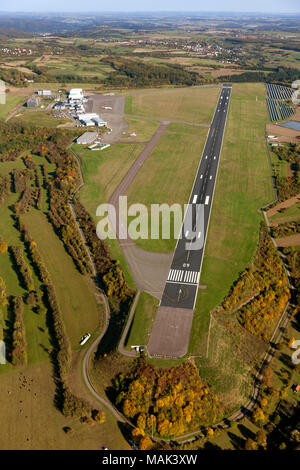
[74,200,135,355]
[16,216,100,419]
[0,174,10,207]
[219,66,300,86]
[11,296,27,366]
[221,223,290,341]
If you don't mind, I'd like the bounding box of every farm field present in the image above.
[21,209,103,349]
[32,82,104,92]
[125,291,159,349]
[125,85,220,123]
[0,362,130,450]
[126,123,208,252]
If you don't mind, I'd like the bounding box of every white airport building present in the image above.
[77,113,107,127]
[76,132,98,145]
[68,88,84,102]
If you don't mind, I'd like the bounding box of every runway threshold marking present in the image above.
[167,269,200,285]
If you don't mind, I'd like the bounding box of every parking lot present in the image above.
[86,93,129,144]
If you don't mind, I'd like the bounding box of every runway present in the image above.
[160,84,232,310]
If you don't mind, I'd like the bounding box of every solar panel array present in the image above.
[266,83,293,100]
[265,83,295,122]
[279,102,295,121]
[266,98,280,121]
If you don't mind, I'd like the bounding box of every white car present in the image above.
[79,333,91,346]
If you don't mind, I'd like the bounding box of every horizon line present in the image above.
[0,10,300,15]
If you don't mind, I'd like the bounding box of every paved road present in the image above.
[160,84,232,310]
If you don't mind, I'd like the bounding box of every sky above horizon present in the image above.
[3,0,300,14]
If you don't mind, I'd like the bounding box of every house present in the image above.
[37,90,52,96]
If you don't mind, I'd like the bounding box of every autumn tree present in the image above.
[92,410,105,424]
[139,436,152,450]
[263,366,273,388]
[252,408,265,425]
[0,240,8,254]
[256,429,267,449]
[245,438,257,450]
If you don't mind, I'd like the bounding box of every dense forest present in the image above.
[282,247,300,307]
[103,57,201,87]
[219,66,300,86]
[113,358,222,443]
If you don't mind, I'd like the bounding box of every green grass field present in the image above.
[13,110,70,128]
[0,362,130,450]
[125,291,159,348]
[125,86,220,123]
[126,123,208,252]
[0,94,29,120]
[72,143,143,215]
[72,143,142,289]
[22,209,103,349]
[0,157,26,175]
[123,117,160,141]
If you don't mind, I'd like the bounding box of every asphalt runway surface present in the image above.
[160,84,232,310]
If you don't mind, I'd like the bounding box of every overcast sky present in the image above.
[2,0,300,13]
